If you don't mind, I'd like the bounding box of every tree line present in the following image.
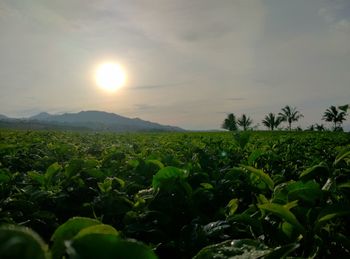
[222,104,349,132]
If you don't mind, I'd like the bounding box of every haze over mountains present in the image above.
[0,111,184,132]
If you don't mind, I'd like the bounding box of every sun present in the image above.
[95,62,127,92]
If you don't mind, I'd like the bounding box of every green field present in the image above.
[1,130,350,258]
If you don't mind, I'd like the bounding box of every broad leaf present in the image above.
[0,169,11,183]
[265,243,300,259]
[287,181,322,205]
[241,165,274,190]
[226,198,239,216]
[315,204,350,230]
[299,163,328,181]
[152,166,187,189]
[69,235,157,259]
[0,225,49,259]
[258,202,305,234]
[334,148,350,166]
[73,224,119,239]
[51,217,101,259]
[193,239,271,259]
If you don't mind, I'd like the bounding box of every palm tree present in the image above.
[278,105,304,131]
[307,124,315,131]
[262,113,282,131]
[315,124,325,131]
[322,105,348,131]
[222,113,238,131]
[237,114,253,131]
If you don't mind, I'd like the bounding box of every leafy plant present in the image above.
[222,113,238,131]
[237,114,253,131]
[262,113,283,131]
[0,130,349,258]
[279,105,304,131]
[322,105,348,131]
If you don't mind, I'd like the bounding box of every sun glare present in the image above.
[95,62,127,92]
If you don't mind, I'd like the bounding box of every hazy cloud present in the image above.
[225,98,246,101]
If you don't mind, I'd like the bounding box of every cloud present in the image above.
[318,0,350,31]
[133,103,157,111]
[130,82,188,90]
[225,97,246,101]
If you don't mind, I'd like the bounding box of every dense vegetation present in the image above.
[1,130,350,258]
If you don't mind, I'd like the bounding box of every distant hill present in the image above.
[0,114,8,120]
[30,112,51,120]
[0,111,184,132]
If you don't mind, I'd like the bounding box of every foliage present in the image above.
[262,113,283,131]
[237,114,253,131]
[222,113,238,131]
[279,105,304,131]
[322,105,348,131]
[0,130,350,258]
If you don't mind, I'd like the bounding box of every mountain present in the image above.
[29,112,52,120]
[23,110,184,132]
[0,114,8,120]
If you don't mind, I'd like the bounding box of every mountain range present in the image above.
[0,111,184,132]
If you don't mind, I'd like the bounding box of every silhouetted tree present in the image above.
[262,113,282,131]
[237,114,253,131]
[315,124,325,131]
[307,124,315,131]
[222,113,238,131]
[279,105,304,131]
[322,105,348,131]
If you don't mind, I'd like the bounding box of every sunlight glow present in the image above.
[95,62,127,92]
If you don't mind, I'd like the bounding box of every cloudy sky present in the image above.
[0,0,349,130]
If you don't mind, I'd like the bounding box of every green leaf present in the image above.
[233,132,251,149]
[257,194,269,204]
[73,224,119,239]
[299,163,328,181]
[0,225,49,259]
[338,182,350,189]
[334,149,350,166]
[152,166,187,189]
[283,200,299,210]
[200,182,214,189]
[146,159,164,170]
[265,243,300,259]
[226,198,239,217]
[69,235,157,259]
[241,165,274,191]
[248,150,264,166]
[193,239,271,259]
[27,171,45,186]
[45,162,62,185]
[316,204,350,229]
[98,178,113,193]
[0,169,11,183]
[51,217,101,259]
[287,181,322,205]
[281,222,295,239]
[258,202,305,234]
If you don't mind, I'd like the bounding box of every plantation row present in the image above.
[0,130,350,258]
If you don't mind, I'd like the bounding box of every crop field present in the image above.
[0,130,350,258]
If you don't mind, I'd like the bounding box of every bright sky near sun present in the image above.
[0,0,350,130]
[95,62,127,92]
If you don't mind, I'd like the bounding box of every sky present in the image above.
[0,0,349,130]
